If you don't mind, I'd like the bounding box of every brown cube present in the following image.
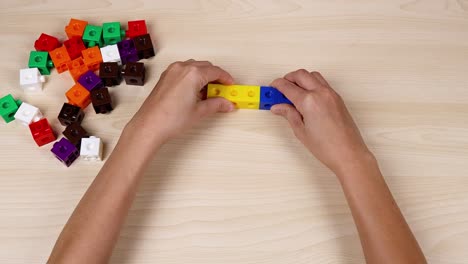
[90,87,113,114]
[99,62,122,87]
[63,123,89,148]
[132,34,155,59]
[122,62,145,86]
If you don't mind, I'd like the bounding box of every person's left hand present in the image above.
[125,60,235,145]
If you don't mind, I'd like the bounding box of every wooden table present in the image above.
[1,1,467,263]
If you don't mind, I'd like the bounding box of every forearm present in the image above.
[336,154,426,264]
[48,125,163,264]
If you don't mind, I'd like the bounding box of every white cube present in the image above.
[100,45,121,65]
[20,68,46,92]
[14,102,43,126]
[80,136,103,161]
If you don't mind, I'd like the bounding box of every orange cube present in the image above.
[65,18,88,38]
[67,57,89,81]
[50,46,71,73]
[82,46,103,71]
[66,83,91,109]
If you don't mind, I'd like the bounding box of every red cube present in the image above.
[126,20,147,38]
[64,36,86,60]
[29,118,56,147]
[34,33,60,52]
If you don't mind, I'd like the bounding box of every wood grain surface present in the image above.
[0,0,467,263]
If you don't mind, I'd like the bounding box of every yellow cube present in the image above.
[207,84,260,109]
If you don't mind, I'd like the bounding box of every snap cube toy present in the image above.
[122,62,145,86]
[67,57,89,81]
[99,62,122,86]
[64,36,86,60]
[102,22,125,45]
[65,18,88,38]
[82,46,103,71]
[78,70,103,91]
[34,33,60,52]
[133,34,155,59]
[90,87,113,114]
[14,102,43,126]
[49,46,72,73]
[0,94,22,123]
[19,68,46,92]
[66,83,91,109]
[117,39,139,64]
[29,118,56,147]
[58,103,84,126]
[63,122,89,148]
[51,137,79,167]
[259,86,292,110]
[100,44,121,64]
[82,24,103,47]
[126,20,147,38]
[207,84,260,109]
[28,51,54,75]
[80,136,103,161]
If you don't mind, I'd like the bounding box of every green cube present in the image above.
[83,25,103,47]
[0,94,22,123]
[28,51,54,75]
[102,22,125,45]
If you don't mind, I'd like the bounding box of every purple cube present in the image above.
[51,138,79,167]
[78,70,104,91]
[117,39,139,64]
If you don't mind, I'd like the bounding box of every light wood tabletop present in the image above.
[1,1,468,263]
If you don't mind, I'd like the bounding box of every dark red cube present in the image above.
[64,36,86,60]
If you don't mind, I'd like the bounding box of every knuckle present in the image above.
[296,69,310,75]
[168,61,183,70]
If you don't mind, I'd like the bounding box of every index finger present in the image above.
[199,65,234,87]
[270,78,307,105]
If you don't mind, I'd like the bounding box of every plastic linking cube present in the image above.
[90,87,113,114]
[14,102,43,126]
[207,84,261,109]
[126,20,147,38]
[34,33,60,52]
[99,62,122,86]
[122,62,145,86]
[80,136,103,161]
[29,118,56,147]
[82,46,103,71]
[82,24,103,47]
[78,70,103,91]
[67,57,89,81]
[49,46,72,73]
[102,22,125,45]
[0,94,22,123]
[63,122,89,149]
[20,68,46,92]
[51,138,79,167]
[117,39,139,64]
[64,36,86,60]
[58,103,85,126]
[66,83,91,108]
[207,84,293,110]
[65,18,88,38]
[28,51,54,75]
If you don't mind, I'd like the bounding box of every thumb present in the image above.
[271,104,305,133]
[196,97,235,119]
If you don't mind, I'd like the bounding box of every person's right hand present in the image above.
[270,69,374,174]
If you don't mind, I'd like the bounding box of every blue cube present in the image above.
[259,86,292,110]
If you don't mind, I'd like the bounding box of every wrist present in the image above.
[334,151,378,181]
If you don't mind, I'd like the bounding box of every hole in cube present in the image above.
[89,30,96,36]
[34,56,42,63]
[230,90,238,96]
[248,91,255,97]
[129,78,138,84]
[265,91,272,98]
[104,65,113,73]
[108,27,115,33]
[214,89,220,96]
